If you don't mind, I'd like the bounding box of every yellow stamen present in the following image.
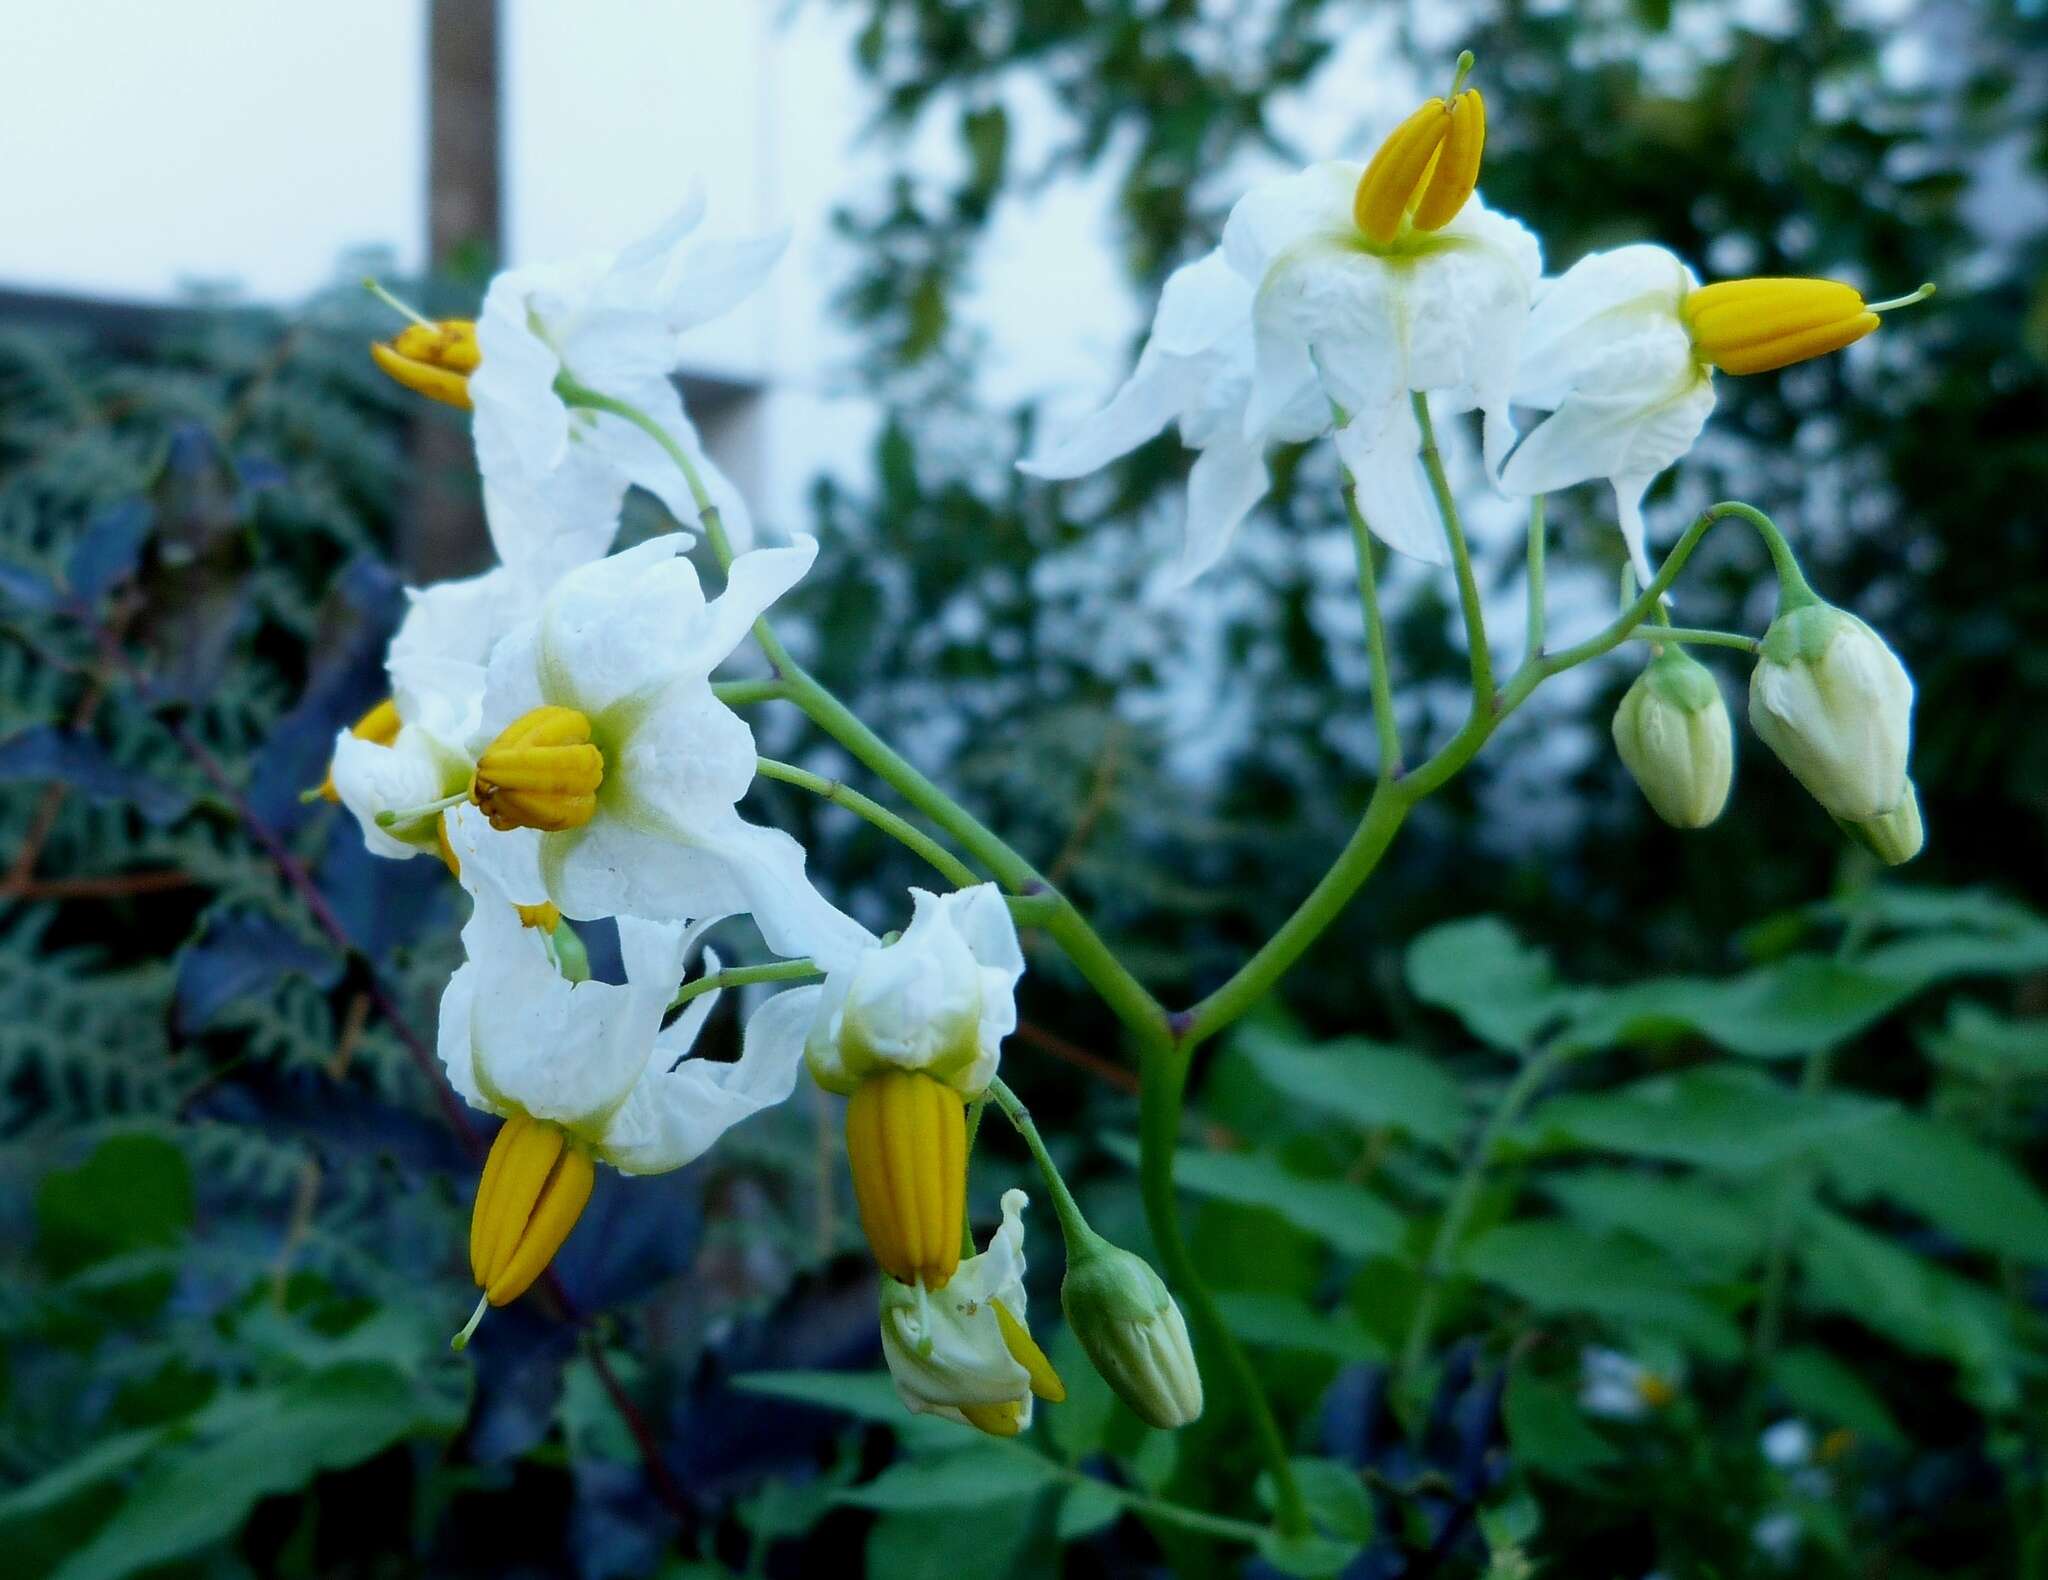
[470,706,604,834]
[959,1398,1024,1437]
[1353,73,1486,245]
[311,697,401,803]
[464,1116,595,1320]
[1635,1371,1679,1409]
[369,318,481,410]
[1681,277,1931,375]
[844,1070,967,1289]
[992,1298,1065,1403]
[434,818,561,931]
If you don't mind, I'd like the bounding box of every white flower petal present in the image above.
[446,803,549,907]
[1335,400,1449,565]
[1019,350,1193,478]
[1513,244,1697,410]
[602,981,819,1175]
[1178,437,1270,584]
[331,723,468,860]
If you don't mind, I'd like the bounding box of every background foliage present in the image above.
[2,1,2045,1576]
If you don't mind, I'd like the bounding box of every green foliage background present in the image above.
[1,2,2045,1576]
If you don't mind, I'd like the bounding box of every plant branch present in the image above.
[1524,496,1547,663]
[756,755,982,889]
[1344,483,1404,777]
[1413,394,1493,709]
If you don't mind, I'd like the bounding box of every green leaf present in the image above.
[51,1362,461,1580]
[1502,1368,1619,1482]
[1463,1221,1744,1360]
[1235,1024,1469,1150]
[1101,1134,1404,1259]
[1799,1208,2022,1411]
[0,1426,168,1527]
[1920,1001,2048,1082]
[1540,1168,1767,1277]
[1406,918,1572,1052]
[35,1133,192,1278]
[1521,1067,1890,1171]
[864,1496,1039,1580]
[1821,1112,2048,1263]
[1214,1292,1387,1362]
[1285,1458,1376,1543]
[734,1369,907,1426]
[836,1447,1060,1511]
[1766,1348,1907,1448]
[1055,1480,1124,1541]
[1256,1528,1365,1577]
[1557,958,1914,1059]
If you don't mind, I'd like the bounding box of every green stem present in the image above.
[1524,496,1547,663]
[1398,1044,1568,1394]
[670,957,821,1010]
[755,755,982,889]
[1710,500,1815,611]
[713,678,788,707]
[1344,483,1403,777]
[987,1076,1095,1252]
[1412,393,1493,710]
[1622,625,1760,654]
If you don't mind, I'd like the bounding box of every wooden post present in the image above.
[407,0,500,581]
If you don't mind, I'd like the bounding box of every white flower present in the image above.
[450,533,869,966]
[330,716,470,860]
[802,885,1024,1097]
[471,186,784,558]
[1225,163,1540,562]
[879,1188,1061,1435]
[1499,244,1715,582]
[1019,249,1329,584]
[436,849,815,1174]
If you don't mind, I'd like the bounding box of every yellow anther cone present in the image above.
[313,697,401,802]
[467,1115,595,1308]
[1683,278,1879,375]
[471,705,604,833]
[845,1070,967,1289]
[370,319,480,410]
[959,1399,1025,1437]
[1353,85,1485,244]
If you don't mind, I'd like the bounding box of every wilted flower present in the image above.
[878,1189,1065,1436]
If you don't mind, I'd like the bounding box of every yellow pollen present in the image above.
[470,705,604,834]
[992,1298,1065,1403]
[464,1115,595,1316]
[844,1070,967,1289]
[1353,85,1486,245]
[312,697,401,803]
[370,318,480,410]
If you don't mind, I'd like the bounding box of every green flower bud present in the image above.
[1749,604,1912,821]
[1836,779,1924,866]
[1061,1238,1203,1429]
[1612,647,1733,828]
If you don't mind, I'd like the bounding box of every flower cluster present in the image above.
[1023,52,1927,855]
[332,50,1930,1437]
[344,194,1198,1432]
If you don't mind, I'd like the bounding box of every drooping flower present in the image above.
[803,886,1025,1288]
[441,847,818,1338]
[450,534,870,968]
[878,1188,1065,1437]
[470,187,784,554]
[1502,247,1934,578]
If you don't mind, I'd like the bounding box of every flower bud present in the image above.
[1062,1238,1204,1429]
[1836,779,1924,866]
[1749,604,1913,822]
[1611,648,1733,829]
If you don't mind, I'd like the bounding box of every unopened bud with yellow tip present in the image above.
[1353,54,1486,247]
[1684,278,1934,376]
[471,705,604,833]
[453,1113,595,1349]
